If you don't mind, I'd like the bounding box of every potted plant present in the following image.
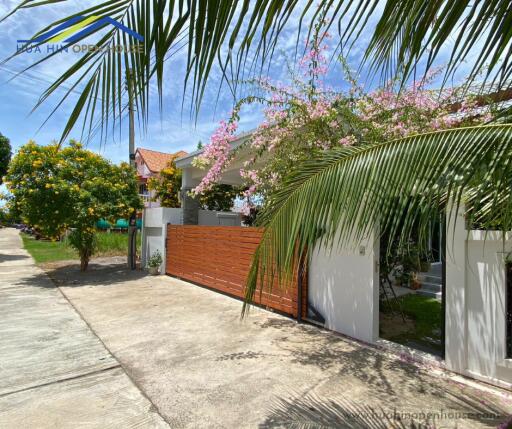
[147,250,163,275]
[410,272,422,290]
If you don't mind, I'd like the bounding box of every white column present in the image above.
[445,204,467,373]
[181,167,201,225]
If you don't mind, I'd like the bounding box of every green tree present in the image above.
[200,184,240,212]
[6,141,141,270]
[0,133,11,184]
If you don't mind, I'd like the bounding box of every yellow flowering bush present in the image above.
[6,140,142,270]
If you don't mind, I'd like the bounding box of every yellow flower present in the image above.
[88,207,95,215]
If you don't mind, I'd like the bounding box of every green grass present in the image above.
[380,293,443,355]
[399,294,442,338]
[22,234,77,263]
[95,232,140,256]
[22,231,142,264]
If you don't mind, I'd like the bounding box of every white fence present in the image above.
[141,208,182,272]
[309,235,379,343]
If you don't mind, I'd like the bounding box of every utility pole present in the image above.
[127,68,137,270]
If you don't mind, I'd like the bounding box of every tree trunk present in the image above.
[80,254,89,271]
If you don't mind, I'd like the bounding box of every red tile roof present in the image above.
[136,148,188,173]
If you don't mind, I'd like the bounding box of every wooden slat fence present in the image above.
[166,225,307,318]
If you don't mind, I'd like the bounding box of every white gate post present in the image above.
[444,204,468,374]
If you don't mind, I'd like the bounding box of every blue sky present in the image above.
[0,1,480,168]
[0,1,238,163]
[0,1,323,164]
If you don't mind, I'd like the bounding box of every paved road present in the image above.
[0,228,168,428]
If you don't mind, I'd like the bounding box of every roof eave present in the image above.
[175,131,253,169]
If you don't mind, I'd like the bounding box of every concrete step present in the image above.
[417,289,442,300]
[430,261,443,270]
[417,273,442,284]
[419,282,442,293]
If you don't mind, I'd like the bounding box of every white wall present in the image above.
[445,205,512,388]
[465,231,512,386]
[198,210,242,226]
[308,235,379,344]
[141,208,183,271]
[445,207,468,374]
[144,207,183,228]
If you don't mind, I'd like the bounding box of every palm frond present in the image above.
[3,0,511,142]
[243,124,512,315]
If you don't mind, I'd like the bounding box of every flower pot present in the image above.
[410,275,421,290]
[148,266,160,276]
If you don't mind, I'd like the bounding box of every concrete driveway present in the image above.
[1,228,512,428]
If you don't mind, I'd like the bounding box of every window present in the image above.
[507,261,512,358]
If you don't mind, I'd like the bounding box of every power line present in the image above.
[0,65,86,98]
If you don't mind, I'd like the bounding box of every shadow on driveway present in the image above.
[22,258,148,289]
[0,253,30,263]
[260,392,509,428]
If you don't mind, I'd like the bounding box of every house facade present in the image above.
[135,148,187,208]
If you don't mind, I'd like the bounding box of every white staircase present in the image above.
[417,262,443,300]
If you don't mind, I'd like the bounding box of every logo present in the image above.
[17,15,144,54]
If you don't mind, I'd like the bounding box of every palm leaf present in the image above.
[3,0,511,143]
[243,124,512,315]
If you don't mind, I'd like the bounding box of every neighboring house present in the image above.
[135,148,187,208]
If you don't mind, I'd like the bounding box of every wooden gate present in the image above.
[166,225,306,318]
